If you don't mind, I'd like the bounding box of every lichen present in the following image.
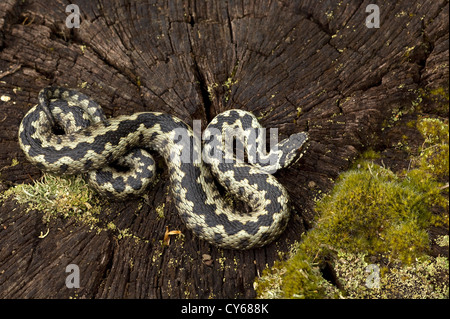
[155,202,165,219]
[334,252,449,299]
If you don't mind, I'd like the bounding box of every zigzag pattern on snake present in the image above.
[18,87,308,249]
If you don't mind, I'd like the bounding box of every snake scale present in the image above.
[18,87,308,249]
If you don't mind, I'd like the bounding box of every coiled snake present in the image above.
[18,87,308,249]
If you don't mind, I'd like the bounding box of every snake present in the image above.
[18,87,308,249]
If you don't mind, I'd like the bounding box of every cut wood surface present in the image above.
[0,0,448,298]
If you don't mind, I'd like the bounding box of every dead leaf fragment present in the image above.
[163,226,182,246]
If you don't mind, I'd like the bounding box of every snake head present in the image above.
[278,131,309,169]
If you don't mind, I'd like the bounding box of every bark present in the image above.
[0,0,448,298]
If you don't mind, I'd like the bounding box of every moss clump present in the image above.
[280,250,340,299]
[1,173,101,225]
[426,87,450,115]
[415,117,449,179]
[311,161,437,264]
[256,117,449,299]
[255,244,340,299]
[411,86,449,116]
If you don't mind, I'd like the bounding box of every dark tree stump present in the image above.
[0,0,448,298]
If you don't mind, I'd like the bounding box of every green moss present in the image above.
[310,117,448,265]
[255,116,448,299]
[415,118,449,179]
[1,173,102,225]
[436,235,449,248]
[359,149,380,160]
[255,244,339,299]
[312,161,434,264]
[281,251,339,299]
[429,87,449,101]
[412,86,449,114]
[351,149,380,169]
